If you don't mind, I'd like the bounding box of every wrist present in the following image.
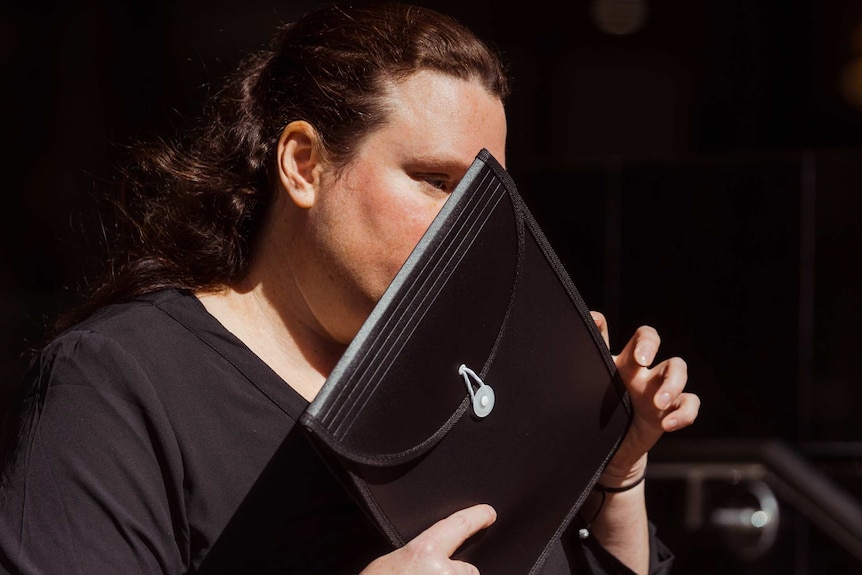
[595,471,645,493]
[599,454,648,491]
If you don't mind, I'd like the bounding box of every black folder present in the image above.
[299,149,632,575]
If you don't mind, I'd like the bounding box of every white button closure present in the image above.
[459,364,496,418]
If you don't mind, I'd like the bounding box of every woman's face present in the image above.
[292,70,507,344]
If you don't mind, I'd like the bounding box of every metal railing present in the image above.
[646,438,862,565]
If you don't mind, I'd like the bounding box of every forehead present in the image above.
[372,70,508,168]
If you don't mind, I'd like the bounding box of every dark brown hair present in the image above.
[56,1,510,333]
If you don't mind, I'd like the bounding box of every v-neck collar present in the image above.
[140,288,311,421]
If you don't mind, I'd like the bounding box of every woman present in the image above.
[0,2,699,574]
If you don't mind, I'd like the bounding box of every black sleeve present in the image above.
[539,520,675,575]
[0,331,186,575]
[577,521,674,575]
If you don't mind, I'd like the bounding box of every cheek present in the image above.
[390,199,442,251]
[401,206,439,243]
[361,194,444,273]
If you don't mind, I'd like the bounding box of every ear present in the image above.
[276,120,322,209]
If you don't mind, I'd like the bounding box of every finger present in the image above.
[662,392,701,431]
[652,356,688,410]
[615,325,660,380]
[414,504,497,558]
[450,559,481,575]
[590,311,610,349]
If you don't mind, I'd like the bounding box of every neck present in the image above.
[196,278,348,402]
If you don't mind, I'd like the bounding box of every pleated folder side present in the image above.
[300,149,632,575]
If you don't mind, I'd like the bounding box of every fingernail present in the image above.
[665,418,678,430]
[657,392,671,409]
[634,345,652,366]
[487,505,498,523]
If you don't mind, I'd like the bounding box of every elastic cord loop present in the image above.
[594,471,646,493]
[577,489,606,539]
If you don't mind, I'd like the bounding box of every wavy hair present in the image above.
[54,1,510,334]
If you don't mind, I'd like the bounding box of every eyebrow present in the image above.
[406,154,471,174]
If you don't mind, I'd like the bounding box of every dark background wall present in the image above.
[2,0,862,571]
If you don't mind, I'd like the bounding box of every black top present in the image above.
[0,289,673,574]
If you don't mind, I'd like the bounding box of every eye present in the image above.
[417,174,453,193]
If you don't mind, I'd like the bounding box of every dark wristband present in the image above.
[594,472,646,493]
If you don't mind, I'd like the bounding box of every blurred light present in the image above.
[840,23,862,110]
[750,510,770,528]
[592,0,648,36]
[840,60,862,109]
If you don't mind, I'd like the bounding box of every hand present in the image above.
[591,311,700,486]
[359,504,497,575]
